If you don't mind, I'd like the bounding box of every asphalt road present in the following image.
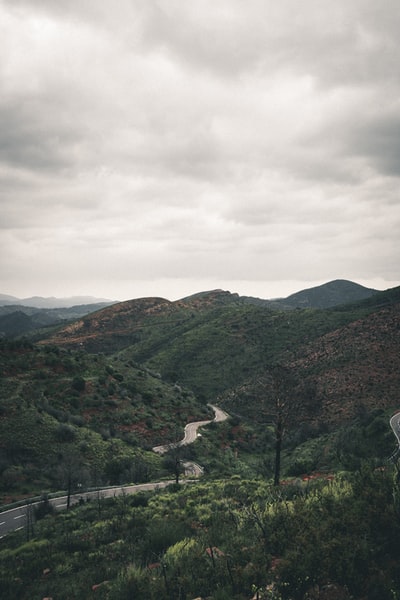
[0,404,229,538]
[0,481,175,539]
[389,411,400,462]
[153,404,229,454]
[390,412,400,445]
[0,505,31,538]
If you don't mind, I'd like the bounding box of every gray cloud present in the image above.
[344,110,400,177]
[0,0,399,300]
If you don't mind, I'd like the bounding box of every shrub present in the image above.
[113,564,149,599]
[55,423,76,443]
[35,495,54,520]
[71,376,85,393]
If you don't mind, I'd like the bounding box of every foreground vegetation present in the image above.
[1,464,399,599]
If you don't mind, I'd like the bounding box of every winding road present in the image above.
[389,411,400,462]
[0,404,229,538]
[390,412,400,444]
[152,404,229,454]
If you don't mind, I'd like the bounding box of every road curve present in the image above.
[0,405,229,537]
[389,411,400,462]
[153,404,229,454]
[390,412,400,445]
[211,405,229,422]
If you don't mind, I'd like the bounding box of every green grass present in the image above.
[1,464,399,599]
[0,340,209,502]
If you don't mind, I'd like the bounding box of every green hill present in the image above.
[1,286,400,599]
[33,285,400,421]
[282,278,377,308]
[0,339,209,503]
[1,284,400,501]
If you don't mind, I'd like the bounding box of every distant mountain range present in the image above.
[0,280,378,310]
[0,298,117,338]
[0,294,115,309]
[0,280,379,338]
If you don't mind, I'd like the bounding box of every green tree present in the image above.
[71,376,85,393]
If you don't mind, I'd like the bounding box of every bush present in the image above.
[55,423,76,442]
[71,376,85,393]
[113,564,149,599]
[35,495,54,520]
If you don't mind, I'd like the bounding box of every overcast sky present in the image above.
[1,0,399,302]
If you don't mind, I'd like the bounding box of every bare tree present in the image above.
[252,366,298,485]
[163,443,184,485]
[221,363,311,485]
[245,365,304,486]
[55,449,90,508]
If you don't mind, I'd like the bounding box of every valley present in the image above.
[1,280,400,599]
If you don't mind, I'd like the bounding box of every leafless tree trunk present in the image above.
[274,415,283,486]
[258,365,300,486]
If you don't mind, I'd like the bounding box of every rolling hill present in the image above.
[282,278,377,308]
[1,279,399,502]
[34,281,400,425]
[0,280,377,339]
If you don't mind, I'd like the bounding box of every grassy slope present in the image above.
[0,289,399,598]
[120,289,400,422]
[0,340,209,502]
[2,286,399,499]
[1,466,399,600]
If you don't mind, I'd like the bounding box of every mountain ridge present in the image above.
[282,278,377,308]
[0,294,116,309]
[32,279,381,351]
[1,280,400,509]
[31,282,400,426]
[0,279,378,310]
[0,302,118,338]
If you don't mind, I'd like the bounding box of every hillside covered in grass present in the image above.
[37,285,400,423]
[0,284,398,496]
[1,283,400,598]
[1,466,399,599]
[0,339,210,503]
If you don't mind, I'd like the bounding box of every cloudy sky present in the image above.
[1,0,399,302]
